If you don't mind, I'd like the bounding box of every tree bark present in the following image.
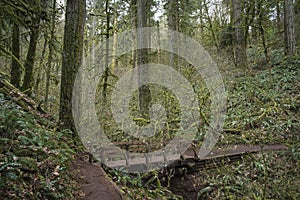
[284,0,296,55]
[276,0,282,33]
[232,0,247,67]
[167,0,179,65]
[102,0,110,101]
[33,31,48,99]
[59,0,86,132]
[257,0,269,62]
[244,1,255,47]
[137,0,151,121]
[45,0,57,109]
[21,14,40,95]
[295,0,300,47]
[10,23,21,88]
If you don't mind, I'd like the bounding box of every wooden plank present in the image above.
[100,144,288,170]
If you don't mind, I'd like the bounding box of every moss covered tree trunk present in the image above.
[59,0,86,132]
[10,23,21,88]
[21,14,40,95]
[45,0,57,109]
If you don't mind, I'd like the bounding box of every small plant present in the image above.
[0,93,77,199]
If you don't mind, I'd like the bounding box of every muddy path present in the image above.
[72,156,124,200]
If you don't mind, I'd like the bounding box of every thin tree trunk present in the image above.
[137,0,151,121]
[10,23,21,88]
[295,0,300,47]
[244,1,255,46]
[157,21,161,63]
[276,0,282,33]
[232,0,247,67]
[21,14,40,95]
[203,0,218,48]
[257,0,269,62]
[131,0,137,69]
[111,7,118,74]
[102,0,110,101]
[167,0,179,66]
[284,0,296,55]
[45,0,57,109]
[33,32,48,98]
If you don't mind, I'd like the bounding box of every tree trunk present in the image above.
[276,0,282,33]
[167,0,178,66]
[284,0,296,55]
[137,0,151,121]
[295,0,300,47]
[232,0,247,67]
[33,32,48,99]
[111,8,118,74]
[10,23,21,88]
[244,1,255,46]
[257,0,269,62]
[45,0,57,109]
[102,0,110,101]
[59,0,86,132]
[203,0,218,48]
[21,14,40,95]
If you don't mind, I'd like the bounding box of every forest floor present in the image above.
[0,49,299,199]
[0,90,125,200]
[167,144,290,199]
[71,154,123,200]
[101,51,299,199]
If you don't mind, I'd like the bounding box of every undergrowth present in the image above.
[222,55,300,145]
[0,52,298,200]
[193,147,299,199]
[168,53,300,199]
[107,168,182,199]
[108,53,300,199]
[0,93,77,199]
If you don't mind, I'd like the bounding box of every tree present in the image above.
[257,0,269,62]
[59,0,86,132]
[21,0,42,94]
[10,22,21,88]
[137,0,152,121]
[45,0,57,108]
[102,0,111,100]
[202,0,219,48]
[232,0,247,67]
[295,0,300,47]
[0,1,27,88]
[166,0,179,66]
[284,0,296,55]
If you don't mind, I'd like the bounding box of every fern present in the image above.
[0,162,21,172]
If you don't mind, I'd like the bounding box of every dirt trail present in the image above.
[71,144,288,199]
[72,157,124,200]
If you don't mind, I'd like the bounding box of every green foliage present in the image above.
[223,53,300,145]
[0,93,77,199]
[181,53,300,199]
[108,169,182,199]
[194,148,299,199]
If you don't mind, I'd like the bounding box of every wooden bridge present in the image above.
[93,142,288,172]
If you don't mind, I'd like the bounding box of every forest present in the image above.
[0,0,299,199]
